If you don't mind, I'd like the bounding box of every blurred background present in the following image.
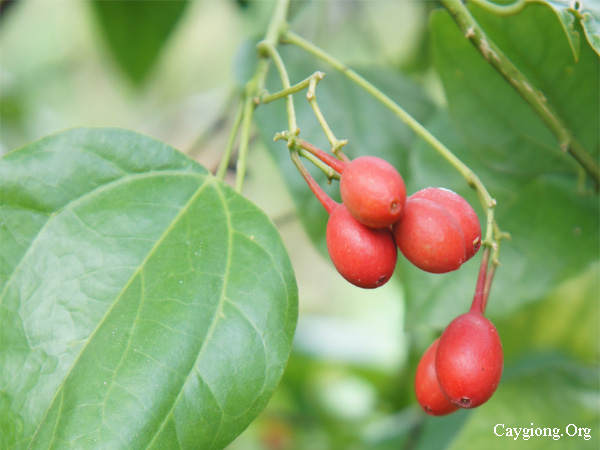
[1,1,598,449]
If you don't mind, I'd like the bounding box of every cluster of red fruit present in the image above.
[415,307,503,415]
[297,153,481,288]
[293,149,503,414]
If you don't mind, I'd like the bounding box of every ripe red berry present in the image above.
[415,338,459,416]
[393,197,466,273]
[340,156,406,228]
[411,187,481,260]
[435,311,503,408]
[326,204,397,288]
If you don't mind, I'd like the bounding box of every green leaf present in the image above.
[542,0,600,57]
[254,48,436,254]
[538,0,582,60]
[91,0,188,84]
[0,128,298,449]
[579,3,600,56]
[496,262,599,362]
[431,2,599,178]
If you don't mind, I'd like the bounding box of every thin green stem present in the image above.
[232,0,292,193]
[298,148,341,181]
[216,98,244,180]
[284,30,497,216]
[261,71,325,104]
[468,0,527,15]
[235,96,256,193]
[441,0,599,185]
[257,40,298,133]
[275,131,346,177]
[306,74,350,162]
[285,27,510,311]
[294,136,347,175]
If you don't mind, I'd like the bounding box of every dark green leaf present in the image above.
[0,128,297,449]
[579,3,600,55]
[496,262,599,362]
[91,0,188,84]
[539,0,582,60]
[431,3,599,179]
[542,0,600,57]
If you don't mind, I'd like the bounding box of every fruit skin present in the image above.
[340,156,406,228]
[326,204,397,288]
[412,187,481,260]
[393,197,466,273]
[415,338,459,416]
[435,312,503,409]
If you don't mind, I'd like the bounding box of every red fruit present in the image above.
[412,187,481,260]
[415,338,459,416]
[393,197,466,273]
[326,204,397,288]
[435,312,503,408]
[340,156,406,228]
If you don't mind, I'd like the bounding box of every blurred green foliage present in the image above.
[1,0,598,449]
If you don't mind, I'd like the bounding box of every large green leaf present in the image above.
[431,3,599,179]
[91,0,188,84]
[0,128,298,449]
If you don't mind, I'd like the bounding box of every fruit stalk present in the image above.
[306,74,351,162]
[289,149,338,214]
[470,246,490,314]
[256,40,298,134]
[283,29,506,254]
[230,0,292,192]
[216,98,244,180]
[277,133,347,175]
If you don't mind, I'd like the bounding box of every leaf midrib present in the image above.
[27,174,212,448]
[145,181,233,450]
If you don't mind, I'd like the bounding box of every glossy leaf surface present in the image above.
[0,128,298,449]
